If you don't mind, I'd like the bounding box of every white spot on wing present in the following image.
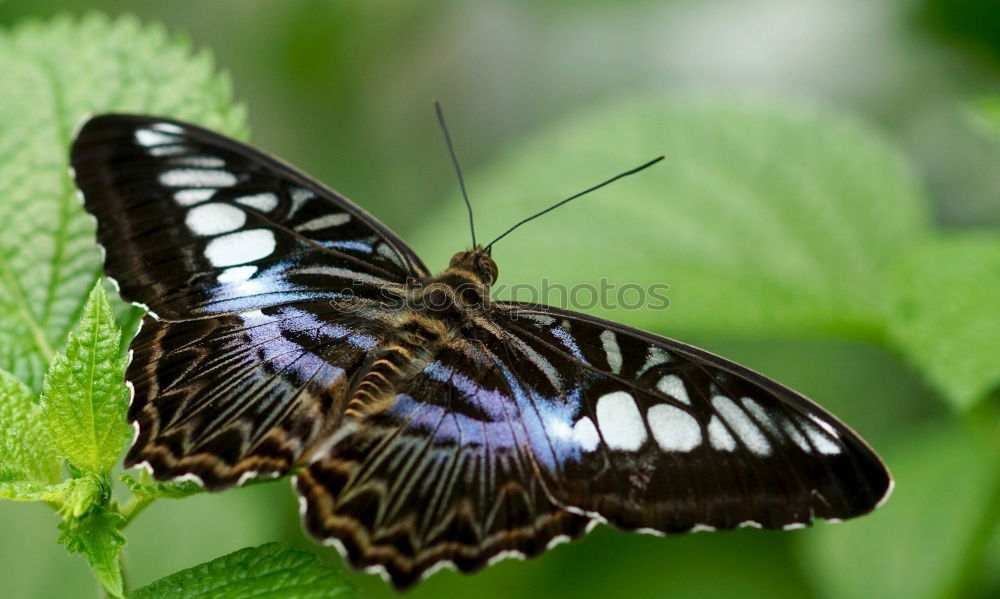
[185,202,246,236]
[656,374,690,404]
[149,144,186,157]
[808,413,841,438]
[237,192,280,212]
[600,330,622,374]
[741,397,781,436]
[707,416,736,451]
[294,213,351,232]
[289,187,314,217]
[174,189,215,206]
[217,265,257,283]
[524,313,556,326]
[573,416,600,452]
[172,155,225,168]
[135,128,175,146]
[800,417,841,455]
[637,346,670,376]
[152,122,184,134]
[648,403,701,451]
[160,168,237,187]
[237,470,258,486]
[781,419,812,452]
[713,395,771,456]
[548,418,573,441]
[596,391,646,451]
[204,229,276,267]
[376,243,403,267]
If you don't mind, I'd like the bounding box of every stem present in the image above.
[118,552,130,597]
[117,492,156,528]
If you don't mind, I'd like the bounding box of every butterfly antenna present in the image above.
[484,155,665,251]
[435,100,477,248]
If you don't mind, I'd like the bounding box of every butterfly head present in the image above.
[448,247,499,287]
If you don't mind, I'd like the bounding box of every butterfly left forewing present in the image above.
[488,302,893,533]
[72,114,427,321]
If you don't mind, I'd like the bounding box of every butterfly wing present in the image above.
[486,301,893,533]
[293,298,890,587]
[296,339,593,589]
[71,114,425,487]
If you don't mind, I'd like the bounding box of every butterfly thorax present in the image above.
[344,248,498,418]
[411,247,498,314]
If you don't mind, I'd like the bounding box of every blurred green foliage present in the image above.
[0,1,998,599]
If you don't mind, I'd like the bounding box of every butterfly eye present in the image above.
[476,256,498,285]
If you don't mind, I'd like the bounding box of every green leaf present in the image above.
[410,97,928,339]
[800,422,999,599]
[0,13,248,393]
[120,472,202,501]
[129,542,356,599]
[58,510,126,599]
[41,284,130,475]
[0,368,61,500]
[888,234,1000,410]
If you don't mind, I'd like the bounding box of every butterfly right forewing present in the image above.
[486,302,892,533]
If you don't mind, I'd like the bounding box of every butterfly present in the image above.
[71,113,892,589]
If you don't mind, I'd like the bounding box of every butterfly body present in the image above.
[70,114,892,589]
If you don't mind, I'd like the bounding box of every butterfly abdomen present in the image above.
[341,255,497,419]
[344,313,452,418]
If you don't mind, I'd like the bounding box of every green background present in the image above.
[1,1,998,598]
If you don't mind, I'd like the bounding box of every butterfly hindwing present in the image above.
[489,302,892,532]
[125,302,387,488]
[296,340,593,588]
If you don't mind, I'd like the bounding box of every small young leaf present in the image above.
[120,472,202,500]
[888,234,1000,410]
[129,542,356,599]
[59,473,108,519]
[411,98,928,339]
[57,511,125,599]
[0,368,62,500]
[41,284,130,475]
[0,14,248,393]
